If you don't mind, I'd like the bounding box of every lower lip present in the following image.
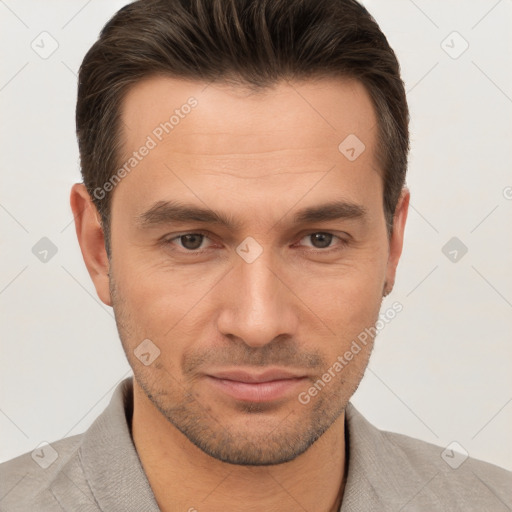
[205,376,306,402]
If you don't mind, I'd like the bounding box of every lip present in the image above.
[205,368,307,402]
[207,368,305,383]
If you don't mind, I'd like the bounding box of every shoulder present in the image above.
[344,403,512,510]
[385,429,511,510]
[384,428,511,495]
[0,434,84,511]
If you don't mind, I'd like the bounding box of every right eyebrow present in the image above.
[135,200,244,231]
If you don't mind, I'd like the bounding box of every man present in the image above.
[1,0,510,510]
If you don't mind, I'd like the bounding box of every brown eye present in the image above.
[308,232,333,249]
[178,233,205,250]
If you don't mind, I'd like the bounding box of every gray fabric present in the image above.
[1,377,510,511]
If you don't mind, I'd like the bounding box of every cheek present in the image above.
[293,254,387,363]
[314,285,382,349]
[301,250,387,317]
[111,254,224,343]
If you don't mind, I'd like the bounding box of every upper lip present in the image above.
[206,368,306,383]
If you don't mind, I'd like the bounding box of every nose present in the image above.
[216,251,299,348]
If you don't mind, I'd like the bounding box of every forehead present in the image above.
[113,75,381,226]
[120,75,377,157]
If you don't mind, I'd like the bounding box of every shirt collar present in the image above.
[80,377,398,511]
[80,377,161,511]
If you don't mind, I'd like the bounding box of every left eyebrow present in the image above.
[135,199,368,231]
[291,200,368,225]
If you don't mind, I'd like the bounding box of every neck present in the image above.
[131,381,347,512]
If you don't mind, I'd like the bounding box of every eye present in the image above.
[162,231,348,254]
[298,232,346,250]
[166,232,211,251]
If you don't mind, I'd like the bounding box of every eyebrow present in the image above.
[135,199,367,231]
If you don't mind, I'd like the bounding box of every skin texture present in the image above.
[71,76,409,512]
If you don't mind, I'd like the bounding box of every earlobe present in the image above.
[384,187,410,297]
[70,183,112,307]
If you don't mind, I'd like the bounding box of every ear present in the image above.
[70,183,112,306]
[383,187,410,296]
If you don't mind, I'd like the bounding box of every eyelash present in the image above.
[162,231,349,254]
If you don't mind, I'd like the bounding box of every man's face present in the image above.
[105,76,405,465]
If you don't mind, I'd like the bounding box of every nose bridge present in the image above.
[217,246,297,347]
[241,255,278,318]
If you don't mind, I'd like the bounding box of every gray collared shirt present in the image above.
[1,377,510,511]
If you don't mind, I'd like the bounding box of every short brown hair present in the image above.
[76,0,409,256]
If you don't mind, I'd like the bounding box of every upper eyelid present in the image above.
[298,232,341,242]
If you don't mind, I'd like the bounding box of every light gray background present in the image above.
[1,0,511,472]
